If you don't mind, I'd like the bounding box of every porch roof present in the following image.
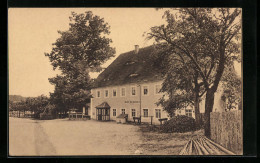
[95,102,110,109]
[116,114,128,118]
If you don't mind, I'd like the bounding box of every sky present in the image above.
[8,8,242,97]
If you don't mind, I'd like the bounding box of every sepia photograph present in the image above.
[8,8,243,156]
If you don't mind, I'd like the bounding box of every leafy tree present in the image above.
[221,64,242,111]
[148,8,241,137]
[152,44,205,127]
[29,95,49,118]
[45,11,115,113]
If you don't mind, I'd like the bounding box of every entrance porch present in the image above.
[96,102,110,121]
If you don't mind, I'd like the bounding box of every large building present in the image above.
[90,45,173,124]
[90,45,239,124]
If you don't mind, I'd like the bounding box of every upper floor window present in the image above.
[131,87,136,96]
[143,109,148,117]
[113,88,117,97]
[155,109,161,118]
[155,85,161,94]
[143,86,148,95]
[105,90,109,98]
[121,87,126,97]
[97,90,101,98]
[121,109,125,115]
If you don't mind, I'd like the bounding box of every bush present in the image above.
[161,115,196,133]
[39,112,54,120]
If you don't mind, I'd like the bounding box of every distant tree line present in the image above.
[9,95,55,118]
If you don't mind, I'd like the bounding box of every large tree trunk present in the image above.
[204,89,215,137]
[194,92,201,129]
[194,71,201,129]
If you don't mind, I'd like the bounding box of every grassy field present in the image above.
[136,124,204,155]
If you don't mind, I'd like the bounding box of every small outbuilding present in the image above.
[116,114,128,124]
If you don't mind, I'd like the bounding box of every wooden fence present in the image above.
[9,111,34,118]
[210,110,242,155]
[68,112,90,120]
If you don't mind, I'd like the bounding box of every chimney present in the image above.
[134,45,139,54]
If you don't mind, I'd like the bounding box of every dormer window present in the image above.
[125,61,136,65]
[129,73,138,77]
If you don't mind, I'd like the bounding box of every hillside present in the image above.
[9,95,27,102]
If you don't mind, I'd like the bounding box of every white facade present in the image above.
[91,80,235,124]
[91,80,170,124]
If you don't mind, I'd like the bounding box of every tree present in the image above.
[45,11,115,112]
[221,64,242,111]
[152,44,205,127]
[148,8,241,137]
[30,95,49,118]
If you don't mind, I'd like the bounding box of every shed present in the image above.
[116,114,128,124]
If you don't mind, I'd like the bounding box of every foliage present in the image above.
[39,104,56,120]
[8,95,50,119]
[148,8,241,137]
[221,65,242,111]
[45,11,116,112]
[161,115,196,133]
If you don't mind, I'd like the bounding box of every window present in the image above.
[121,87,126,97]
[122,109,125,114]
[105,90,109,98]
[143,86,148,95]
[113,88,117,97]
[155,85,161,94]
[113,109,116,116]
[185,109,192,117]
[155,109,161,118]
[97,90,101,98]
[143,109,148,117]
[132,109,136,117]
[131,87,136,96]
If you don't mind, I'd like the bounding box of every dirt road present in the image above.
[9,117,194,156]
[9,117,143,156]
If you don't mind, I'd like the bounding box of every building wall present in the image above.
[174,106,196,119]
[90,81,234,124]
[90,80,170,124]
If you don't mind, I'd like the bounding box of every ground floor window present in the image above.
[122,109,125,114]
[185,109,192,117]
[143,109,148,117]
[131,109,136,117]
[113,109,116,116]
[155,109,161,118]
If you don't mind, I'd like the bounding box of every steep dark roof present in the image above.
[93,45,164,88]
